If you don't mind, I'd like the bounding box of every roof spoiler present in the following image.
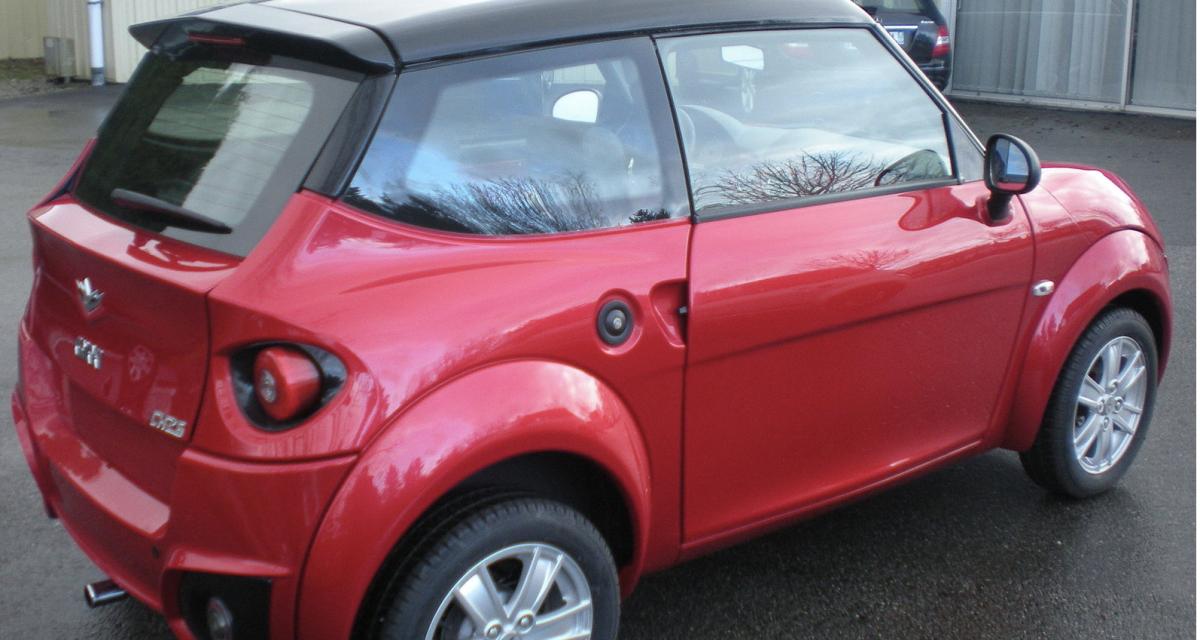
[129,3,396,74]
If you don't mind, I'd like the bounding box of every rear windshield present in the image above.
[75,51,360,257]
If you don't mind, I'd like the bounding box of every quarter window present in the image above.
[659,29,954,214]
[344,39,689,235]
[950,116,985,182]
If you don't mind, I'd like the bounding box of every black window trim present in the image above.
[651,23,980,224]
[650,38,699,222]
[693,176,960,222]
[304,72,398,197]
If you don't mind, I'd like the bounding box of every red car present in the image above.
[12,1,1171,639]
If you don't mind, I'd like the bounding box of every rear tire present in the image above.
[1020,307,1158,498]
[377,497,619,640]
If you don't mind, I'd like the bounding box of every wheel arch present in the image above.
[296,360,653,640]
[349,451,636,638]
[452,452,636,566]
[1001,230,1171,451]
[1107,288,1169,375]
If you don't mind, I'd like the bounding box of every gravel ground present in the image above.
[0,89,1193,639]
[0,58,84,101]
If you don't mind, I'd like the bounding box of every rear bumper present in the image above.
[13,322,355,639]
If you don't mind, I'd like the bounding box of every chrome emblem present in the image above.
[76,277,104,313]
[149,410,187,439]
[73,336,103,370]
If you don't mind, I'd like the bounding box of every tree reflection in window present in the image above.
[697,149,947,209]
[702,152,882,207]
[345,174,668,235]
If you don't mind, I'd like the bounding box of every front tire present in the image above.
[378,497,620,640]
[1020,307,1158,498]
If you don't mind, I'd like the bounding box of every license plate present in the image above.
[889,30,907,46]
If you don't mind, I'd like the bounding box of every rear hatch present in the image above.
[26,18,366,499]
[29,209,237,499]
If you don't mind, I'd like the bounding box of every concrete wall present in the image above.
[46,0,226,82]
[0,0,49,59]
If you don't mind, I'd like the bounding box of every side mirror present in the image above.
[552,89,600,124]
[984,134,1041,221]
[721,45,765,71]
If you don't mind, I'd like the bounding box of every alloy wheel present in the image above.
[1073,336,1148,474]
[426,543,593,640]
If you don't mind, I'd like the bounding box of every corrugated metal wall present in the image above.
[1130,0,1196,110]
[47,0,227,82]
[0,0,49,59]
[947,0,1194,114]
[952,0,1131,104]
[108,0,228,82]
[46,0,92,78]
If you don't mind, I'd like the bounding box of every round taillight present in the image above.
[253,346,322,422]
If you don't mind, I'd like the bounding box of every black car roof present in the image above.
[261,0,873,64]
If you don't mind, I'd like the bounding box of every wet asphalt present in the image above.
[0,88,1193,639]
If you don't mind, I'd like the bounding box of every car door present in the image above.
[657,27,1035,545]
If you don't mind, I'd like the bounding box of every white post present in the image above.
[87,0,105,86]
[1119,0,1136,108]
[942,0,956,92]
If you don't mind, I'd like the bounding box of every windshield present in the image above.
[75,51,360,257]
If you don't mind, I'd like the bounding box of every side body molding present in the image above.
[297,360,653,640]
[1001,230,1171,451]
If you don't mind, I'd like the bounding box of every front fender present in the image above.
[296,360,653,640]
[1002,230,1171,451]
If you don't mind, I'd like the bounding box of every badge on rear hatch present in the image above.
[73,337,103,370]
[75,277,104,313]
[149,410,187,439]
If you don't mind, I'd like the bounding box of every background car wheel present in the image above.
[377,497,620,640]
[1020,307,1158,498]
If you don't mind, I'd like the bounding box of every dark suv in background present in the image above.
[854,0,951,89]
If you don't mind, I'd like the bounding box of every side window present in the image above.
[659,29,954,214]
[949,116,985,182]
[344,39,689,235]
